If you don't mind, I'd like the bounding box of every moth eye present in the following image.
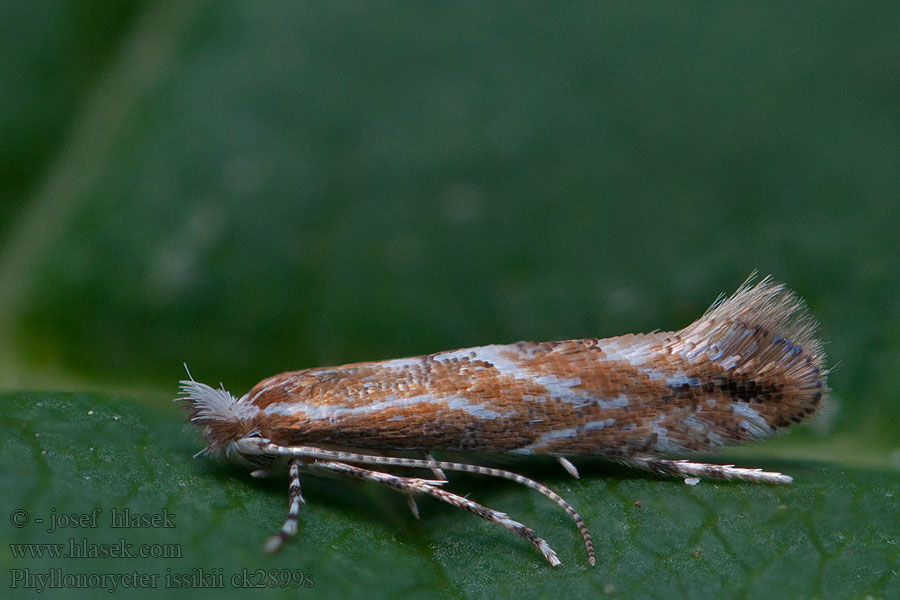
[244,431,262,438]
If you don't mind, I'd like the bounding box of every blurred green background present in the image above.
[3,0,897,464]
[2,2,899,598]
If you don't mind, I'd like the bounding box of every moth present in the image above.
[178,275,827,566]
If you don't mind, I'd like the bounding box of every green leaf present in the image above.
[3,391,898,599]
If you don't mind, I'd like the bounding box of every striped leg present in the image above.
[407,452,448,518]
[236,440,596,566]
[619,456,793,485]
[425,452,447,480]
[313,460,562,567]
[263,459,306,553]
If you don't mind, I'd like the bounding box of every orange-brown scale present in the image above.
[182,279,827,464]
[205,278,827,459]
[246,353,575,451]
[240,323,824,457]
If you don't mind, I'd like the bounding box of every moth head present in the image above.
[176,378,271,469]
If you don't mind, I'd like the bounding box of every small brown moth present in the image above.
[179,275,827,566]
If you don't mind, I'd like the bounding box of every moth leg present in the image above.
[406,451,447,518]
[263,459,306,553]
[557,457,580,479]
[418,459,594,566]
[406,493,421,519]
[619,456,793,485]
[425,452,447,480]
[242,440,596,566]
[312,460,561,567]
